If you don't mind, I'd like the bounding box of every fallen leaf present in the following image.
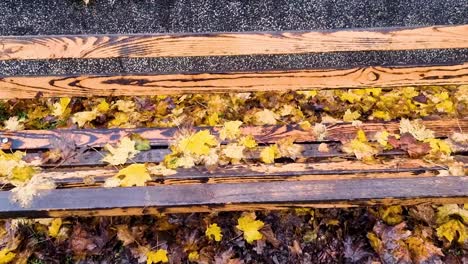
[317,143,329,153]
[219,121,243,140]
[400,119,434,141]
[51,97,71,117]
[48,218,62,238]
[260,145,279,164]
[0,248,16,264]
[3,117,24,131]
[10,175,56,207]
[236,213,264,244]
[102,137,139,165]
[206,223,223,242]
[254,109,278,125]
[146,249,169,264]
[114,164,151,187]
[436,219,467,244]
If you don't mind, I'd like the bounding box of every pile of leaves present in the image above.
[0,85,466,263]
[0,205,467,263]
[0,86,465,130]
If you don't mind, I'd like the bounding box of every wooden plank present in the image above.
[35,157,446,188]
[0,176,465,218]
[0,25,467,61]
[2,119,465,150]
[1,63,467,99]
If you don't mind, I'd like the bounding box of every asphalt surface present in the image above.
[0,0,467,75]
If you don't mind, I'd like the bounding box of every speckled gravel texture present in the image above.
[0,0,467,75]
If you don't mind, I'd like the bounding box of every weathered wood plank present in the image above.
[0,176,465,218]
[2,119,465,150]
[36,157,447,188]
[1,63,467,99]
[1,25,467,61]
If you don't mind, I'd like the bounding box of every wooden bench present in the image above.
[0,25,467,218]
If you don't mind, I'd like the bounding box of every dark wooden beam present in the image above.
[0,176,465,218]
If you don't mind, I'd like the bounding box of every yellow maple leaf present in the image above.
[51,97,71,117]
[219,120,243,140]
[339,90,362,103]
[342,130,379,161]
[207,112,219,126]
[188,251,199,261]
[109,112,130,127]
[239,135,258,149]
[343,109,361,122]
[3,117,24,131]
[48,218,62,238]
[115,164,151,187]
[260,145,279,164]
[299,120,312,131]
[236,213,264,244]
[436,204,468,224]
[424,138,451,155]
[10,166,36,183]
[400,119,434,141]
[297,90,317,99]
[0,248,15,264]
[371,110,391,121]
[205,223,223,242]
[146,249,169,264]
[102,137,139,165]
[96,100,110,113]
[72,109,98,127]
[436,219,467,244]
[175,130,218,156]
[254,109,278,125]
[379,206,403,225]
[374,131,392,149]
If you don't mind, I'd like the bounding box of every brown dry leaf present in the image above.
[317,143,330,153]
[260,224,280,248]
[406,236,444,264]
[70,224,97,257]
[288,240,303,256]
[388,133,431,158]
[116,225,135,246]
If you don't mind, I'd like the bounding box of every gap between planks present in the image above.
[0,157,459,188]
[0,25,467,60]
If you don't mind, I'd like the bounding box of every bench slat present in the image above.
[1,25,467,61]
[26,157,451,187]
[0,176,465,218]
[1,63,467,99]
[2,119,465,150]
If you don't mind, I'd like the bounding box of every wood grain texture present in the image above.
[30,157,446,188]
[1,63,467,99]
[0,176,465,218]
[2,119,465,150]
[1,25,467,61]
